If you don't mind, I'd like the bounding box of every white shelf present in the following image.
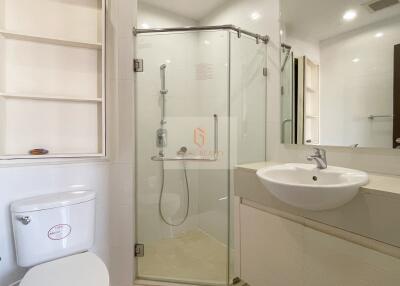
[0,29,102,50]
[306,115,320,119]
[0,153,105,160]
[0,92,102,103]
[0,0,106,159]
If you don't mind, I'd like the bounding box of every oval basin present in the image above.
[256,163,369,211]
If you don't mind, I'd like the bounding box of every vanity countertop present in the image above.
[236,161,400,199]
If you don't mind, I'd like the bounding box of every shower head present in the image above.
[160,64,167,70]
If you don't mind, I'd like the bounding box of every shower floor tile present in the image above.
[137,229,228,285]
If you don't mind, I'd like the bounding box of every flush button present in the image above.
[16,216,31,225]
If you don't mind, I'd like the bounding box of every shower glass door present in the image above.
[135,30,230,285]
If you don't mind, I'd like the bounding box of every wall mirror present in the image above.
[280,0,400,149]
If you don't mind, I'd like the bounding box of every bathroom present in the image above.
[0,0,400,285]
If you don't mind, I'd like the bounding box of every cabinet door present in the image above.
[240,205,304,286]
[239,204,400,286]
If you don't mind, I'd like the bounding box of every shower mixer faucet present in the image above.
[156,128,168,149]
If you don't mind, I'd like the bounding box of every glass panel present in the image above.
[230,33,267,165]
[281,46,294,144]
[135,30,230,285]
[229,33,268,281]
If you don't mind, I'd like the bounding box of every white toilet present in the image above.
[10,190,109,286]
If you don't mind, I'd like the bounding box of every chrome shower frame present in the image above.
[133,24,269,44]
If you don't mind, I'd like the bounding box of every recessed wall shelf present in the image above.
[0,0,106,159]
[0,29,102,50]
[0,92,102,103]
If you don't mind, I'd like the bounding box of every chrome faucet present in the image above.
[307,148,327,169]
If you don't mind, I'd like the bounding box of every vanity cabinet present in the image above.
[0,0,105,159]
[238,203,400,286]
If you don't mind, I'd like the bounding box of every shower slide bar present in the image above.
[133,24,269,44]
[151,114,219,162]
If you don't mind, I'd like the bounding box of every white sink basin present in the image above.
[256,163,369,211]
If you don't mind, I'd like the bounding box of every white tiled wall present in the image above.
[107,0,136,285]
[320,17,400,148]
[0,0,136,286]
[0,162,111,286]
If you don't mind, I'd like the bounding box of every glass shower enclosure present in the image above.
[134,27,267,286]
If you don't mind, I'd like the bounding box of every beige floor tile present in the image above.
[137,229,228,285]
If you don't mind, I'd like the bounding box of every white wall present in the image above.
[0,1,137,286]
[320,17,400,148]
[138,1,198,28]
[285,36,320,64]
[0,162,110,285]
[107,0,136,285]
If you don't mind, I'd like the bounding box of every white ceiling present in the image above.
[281,0,400,42]
[139,0,230,21]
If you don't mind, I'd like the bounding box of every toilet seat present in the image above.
[20,252,109,286]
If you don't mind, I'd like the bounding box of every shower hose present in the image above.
[158,160,190,226]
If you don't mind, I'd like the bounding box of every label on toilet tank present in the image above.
[48,224,72,240]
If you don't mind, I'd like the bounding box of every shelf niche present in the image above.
[0,0,105,159]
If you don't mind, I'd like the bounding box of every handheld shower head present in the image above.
[160,64,167,70]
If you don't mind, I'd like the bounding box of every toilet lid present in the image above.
[20,252,109,286]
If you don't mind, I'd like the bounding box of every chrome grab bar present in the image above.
[368,115,393,120]
[281,118,292,143]
[151,114,219,162]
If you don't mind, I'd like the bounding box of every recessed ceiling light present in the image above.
[343,10,357,21]
[375,32,384,38]
[251,11,261,20]
[352,58,360,63]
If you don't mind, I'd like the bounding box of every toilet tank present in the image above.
[11,190,96,267]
